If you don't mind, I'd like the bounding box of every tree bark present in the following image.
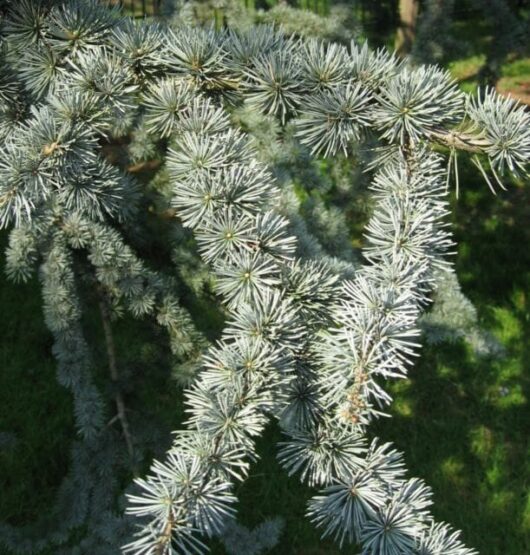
[395,0,420,56]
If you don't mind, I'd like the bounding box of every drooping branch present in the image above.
[1,4,527,553]
[97,287,137,475]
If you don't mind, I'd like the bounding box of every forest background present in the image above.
[0,1,529,554]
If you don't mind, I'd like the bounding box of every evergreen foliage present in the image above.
[219,517,285,555]
[0,1,528,554]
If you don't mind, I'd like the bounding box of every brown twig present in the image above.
[127,159,162,173]
[427,127,491,154]
[97,289,138,476]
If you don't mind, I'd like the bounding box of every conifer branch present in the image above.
[0,3,527,553]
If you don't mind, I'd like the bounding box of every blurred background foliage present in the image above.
[1,1,529,554]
